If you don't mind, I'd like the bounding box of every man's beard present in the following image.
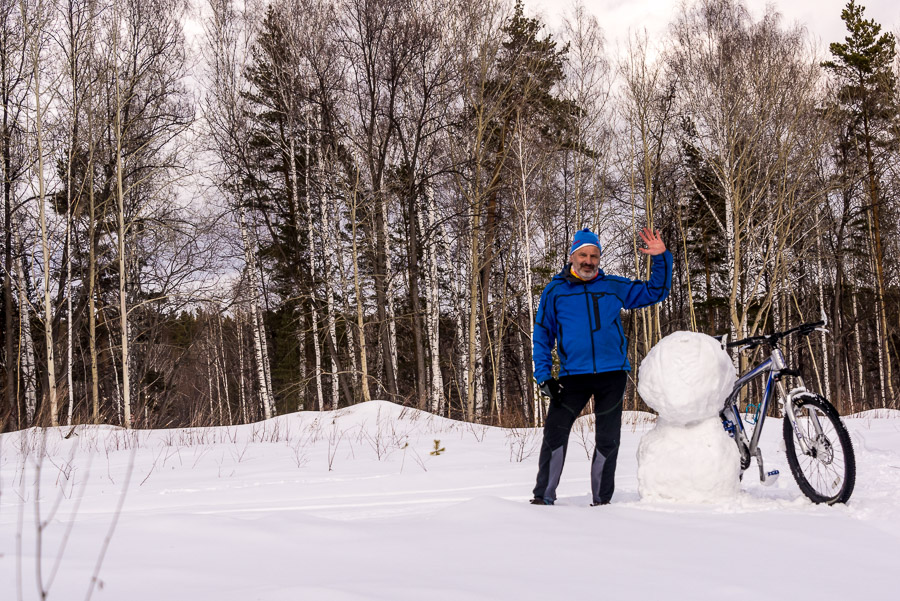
[575,264,598,279]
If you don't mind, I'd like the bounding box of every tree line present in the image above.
[1,0,898,431]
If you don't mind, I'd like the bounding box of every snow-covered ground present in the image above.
[2,401,899,600]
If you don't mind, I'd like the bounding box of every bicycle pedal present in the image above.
[762,469,780,486]
[722,419,736,438]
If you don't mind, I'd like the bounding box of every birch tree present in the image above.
[391,0,455,410]
[341,0,423,401]
[0,0,30,427]
[204,0,277,418]
[23,0,60,426]
[13,228,36,423]
[449,0,507,419]
[560,1,612,229]
[56,0,99,425]
[669,0,828,342]
[99,0,193,426]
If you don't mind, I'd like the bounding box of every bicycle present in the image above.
[718,320,856,504]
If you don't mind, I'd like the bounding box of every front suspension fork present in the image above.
[779,383,814,455]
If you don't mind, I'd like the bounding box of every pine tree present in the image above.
[823,0,899,406]
[462,0,577,419]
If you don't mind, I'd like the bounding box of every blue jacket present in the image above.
[533,251,673,383]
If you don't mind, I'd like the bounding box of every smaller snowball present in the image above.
[637,417,741,502]
[637,331,736,426]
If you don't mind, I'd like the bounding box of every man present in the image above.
[531,227,672,506]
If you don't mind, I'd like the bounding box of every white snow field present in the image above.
[2,400,899,601]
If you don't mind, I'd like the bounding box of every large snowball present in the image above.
[637,331,736,426]
[637,417,741,502]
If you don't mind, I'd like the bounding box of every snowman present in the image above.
[636,331,741,502]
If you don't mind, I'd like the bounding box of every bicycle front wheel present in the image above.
[783,393,855,504]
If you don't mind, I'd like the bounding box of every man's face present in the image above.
[570,245,600,280]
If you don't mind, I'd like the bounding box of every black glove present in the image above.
[539,378,562,404]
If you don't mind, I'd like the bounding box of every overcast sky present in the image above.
[524,0,900,54]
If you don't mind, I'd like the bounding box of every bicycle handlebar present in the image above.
[724,320,825,350]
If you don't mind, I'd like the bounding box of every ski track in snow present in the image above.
[2,401,899,600]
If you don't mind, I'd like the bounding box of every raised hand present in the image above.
[638,227,666,255]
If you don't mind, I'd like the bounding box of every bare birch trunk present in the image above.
[289,132,307,411]
[319,150,339,410]
[63,4,82,427]
[258,287,274,411]
[296,311,306,410]
[1,17,19,427]
[330,189,359,395]
[875,298,887,406]
[722,167,739,339]
[65,199,74,426]
[408,182,427,409]
[515,325,533,425]
[852,291,865,406]
[627,131,650,361]
[454,249,469,419]
[238,314,249,423]
[237,206,274,418]
[206,344,216,421]
[217,313,232,424]
[347,315,358,390]
[815,231,831,400]
[724,177,743,381]
[845,359,855,415]
[115,123,130,428]
[345,310,359,394]
[213,340,224,423]
[466,212,480,420]
[772,275,781,332]
[30,24,58,426]
[515,127,540,424]
[14,239,37,424]
[866,213,888,407]
[474,319,484,419]
[85,97,100,424]
[492,295,504,421]
[252,301,273,417]
[296,129,324,411]
[350,169,371,403]
[383,199,398,396]
[109,333,122,424]
[421,182,444,414]
[110,9,132,428]
[307,255,323,409]
[863,115,895,407]
[675,204,697,331]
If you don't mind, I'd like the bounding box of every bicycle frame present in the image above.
[724,356,776,458]
[724,345,818,481]
[720,320,838,488]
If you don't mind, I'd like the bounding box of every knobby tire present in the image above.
[783,393,855,505]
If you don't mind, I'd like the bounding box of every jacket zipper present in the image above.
[584,284,597,373]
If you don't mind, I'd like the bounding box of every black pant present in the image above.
[532,371,627,505]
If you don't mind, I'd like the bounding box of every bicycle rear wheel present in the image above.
[783,393,855,504]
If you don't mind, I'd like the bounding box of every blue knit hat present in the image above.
[569,228,601,256]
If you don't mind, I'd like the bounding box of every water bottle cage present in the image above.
[744,401,762,424]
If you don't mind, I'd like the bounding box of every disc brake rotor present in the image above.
[809,434,834,464]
